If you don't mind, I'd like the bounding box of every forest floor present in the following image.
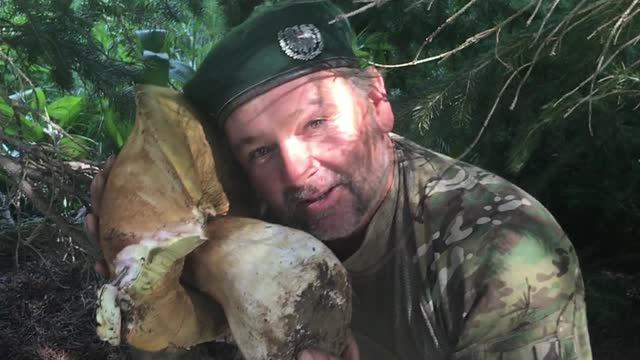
[1,228,639,359]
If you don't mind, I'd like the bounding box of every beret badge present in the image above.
[277,24,324,61]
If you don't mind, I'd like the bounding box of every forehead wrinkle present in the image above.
[280,79,329,121]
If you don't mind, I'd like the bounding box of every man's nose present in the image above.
[280,137,315,185]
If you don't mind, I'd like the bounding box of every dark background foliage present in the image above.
[1,0,638,358]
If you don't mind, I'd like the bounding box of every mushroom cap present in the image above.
[99,85,231,266]
[97,85,233,350]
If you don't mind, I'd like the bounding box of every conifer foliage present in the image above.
[0,0,639,358]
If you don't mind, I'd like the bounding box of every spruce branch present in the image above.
[584,0,640,135]
[527,0,544,26]
[494,28,513,71]
[587,19,617,40]
[532,0,562,44]
[412,0,480,62]
[612,0,640,45]
[329,1,380,25]
[457,62,532,161]
[554,32,640,111]
[551,1,611,54]
[369,0,537,68]
[510,0,590,111]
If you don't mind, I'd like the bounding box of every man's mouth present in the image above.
[299,185,339,208]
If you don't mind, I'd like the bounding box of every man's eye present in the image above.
[249,146,274,161]
[307,119,326,129]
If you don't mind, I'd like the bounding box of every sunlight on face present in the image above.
[331,77,358,136]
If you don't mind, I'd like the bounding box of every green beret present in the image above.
[183,0,360,127]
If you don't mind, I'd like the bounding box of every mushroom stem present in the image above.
[186,217,352,360]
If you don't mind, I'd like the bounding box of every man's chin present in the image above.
[305,215,364,242]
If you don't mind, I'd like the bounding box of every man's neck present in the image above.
[324,226,368,262]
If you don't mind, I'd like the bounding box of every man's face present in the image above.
[224,69,394,242]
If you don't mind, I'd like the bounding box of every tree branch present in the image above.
[412,0,480,62]
[0,154,97,257]
[329,1,379,25]
[457,62,532,161]
[369,0,536,69]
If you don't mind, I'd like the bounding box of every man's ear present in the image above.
[365,66,394,132]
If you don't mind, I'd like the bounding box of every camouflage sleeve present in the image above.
[423,192,593,359]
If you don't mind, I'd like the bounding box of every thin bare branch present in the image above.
[587,18,616,40]
[0,154,96,257]
[554,33,640,110]
[597,0,639,70]
[586,0,640,135]
[370,0,536,69]
[613,0,640,45]
[552,1,606,54]
[457,63,532,161]
[495,28,513,71]
[532,0,562,44]
[329,2,377,25]
[510,0,589,110]
[564,89,640,119]
[0,154,91,205]
[614,7,640,44]
[413,0,480,62]
[527,0,544,26]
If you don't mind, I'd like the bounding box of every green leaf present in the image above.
[19,114,45,143]
[103,104,124,148]
[30,88,47,111]
[58,136,91,160]
[0,97,14,118]
[12,14,27,25]
[3,125,17,136]
[92,21,112,50]
[48,96,85,128]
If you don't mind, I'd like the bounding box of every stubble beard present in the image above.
[289,176,364,241]
[279,160,391,242]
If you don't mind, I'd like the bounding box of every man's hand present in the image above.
[84,155,116,278]
[297,332,359,360]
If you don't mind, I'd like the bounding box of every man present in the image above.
[87,0,593,359]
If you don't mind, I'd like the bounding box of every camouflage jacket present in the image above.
[344,134,592,360]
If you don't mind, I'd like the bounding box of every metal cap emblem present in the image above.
[277,24,323,61]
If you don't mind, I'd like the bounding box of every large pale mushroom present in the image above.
[95,85,352,359]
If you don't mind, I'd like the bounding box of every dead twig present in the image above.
[457,62,532,161]
[613,0,640,44]
[413,0,480,62]
[532,0,562,44]
[510,0,589,111]
[0,190,15,226]
[553,33,640,113]
[587,0,640,135]
[0,151,97,259]
[527,0,544,26]
[369,0,537,68]
[495,28,513,71]
[329,1,378,25]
